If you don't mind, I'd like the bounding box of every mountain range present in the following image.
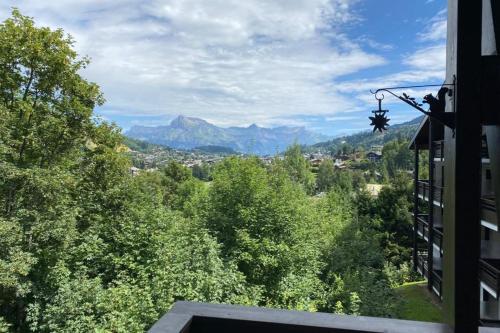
[307,116,424,152]
[125,115,330,155]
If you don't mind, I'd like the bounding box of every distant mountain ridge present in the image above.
[125,115,330,156]
[308,116,424,153]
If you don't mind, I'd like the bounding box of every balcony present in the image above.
[482,166,494,197]
[433,206,443,228]
[480,300,500,324]
[416,181,444,208]
[480,318,500,329]
[433,163,444,188]
[149,301,453,333]
[416,214,429,241]
[417,180,430,201]
[480,259,500,296]
[432,270,443,298]
[433,186,444,208]
[481,197,498,231]
[417,252,429,278]
[482,135,489,160]
[433,140,444,161]
[433,227,443,255]
[482,239,500,259]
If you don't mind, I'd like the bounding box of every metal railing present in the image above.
[432,270,443,297]
[482,135,489,159]
[433,185,444,207]
[479,259,500,293]
[434,227,443,254]
[416,181,444,207]
[417,180,430,201]
[433,140,444,160]
[417,252,429,278]
[416,214,429,240]
[481,197,497,229]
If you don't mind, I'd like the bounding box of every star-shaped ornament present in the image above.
[369,110,390,133]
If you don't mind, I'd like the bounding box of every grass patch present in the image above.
[396,281,443,323]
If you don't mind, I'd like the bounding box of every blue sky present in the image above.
[0,0,446,137]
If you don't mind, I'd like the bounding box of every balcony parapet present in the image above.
[149,301,453,333]
[481,197,498,231]
[480,302,500,324]
[480,259,500,297]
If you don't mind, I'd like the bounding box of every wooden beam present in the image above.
[442,0,482,332]
[413,147,419,271]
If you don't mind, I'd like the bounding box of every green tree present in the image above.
[373,173,413,265]
[192,163,211,181]
[381,140,413,179]
[316,159,335,192]
[0,10,104,169]
[204,157,324,309]
[280,144,315,194]
[0,10,107,329]
[161,161,195,208]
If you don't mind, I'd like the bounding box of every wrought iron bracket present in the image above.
[370,80,456,130]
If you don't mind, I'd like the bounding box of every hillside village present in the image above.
[127,141,387,186]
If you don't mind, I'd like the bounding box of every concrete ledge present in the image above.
[149,301,453,333]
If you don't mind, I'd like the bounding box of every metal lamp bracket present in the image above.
[369,79,456,131]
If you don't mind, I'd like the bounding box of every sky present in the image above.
[0,0,447,137]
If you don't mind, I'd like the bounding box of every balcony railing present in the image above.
[417,252,429,278]
[479,259,500,294]
[149,301,453,333]
[482,166,495,197]
[480,321,500,331]
[433,186,444,208]
[433,163,443,187]
[433,227,443,254]
[417,180,430,201]
[482,135,489,159]
[480,301,500,324]
[481,197,498,231]
[416,214,429,240]
[432,270,443,298]
[416,181,444,208]
[482,240,500,259]
[433,140,444,161]
[433,206,443,228]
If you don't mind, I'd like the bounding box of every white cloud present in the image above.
[336,43,445,110]
[0,0,386,127]
[337,50,445,96]
[325,115,359,121]
[403,45,445,72]
[418,8,447,42]
[356,36,394,51]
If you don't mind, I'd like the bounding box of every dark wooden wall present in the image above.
[442,0,483,332]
